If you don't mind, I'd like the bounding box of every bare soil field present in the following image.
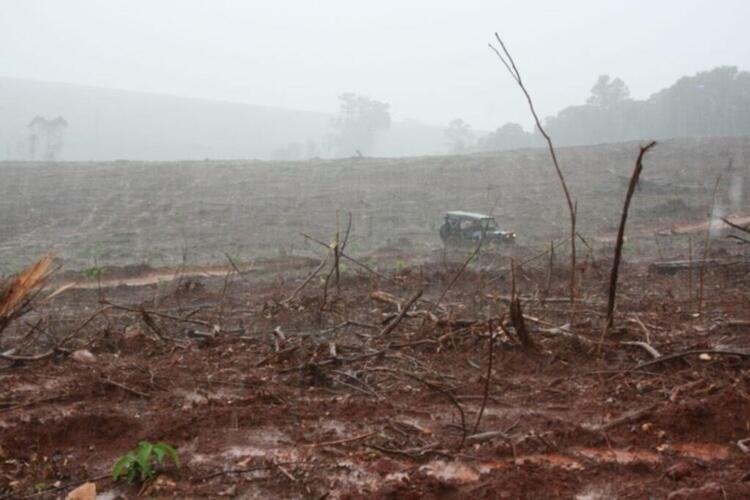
[1,136,749,272]
[1,137,750,499]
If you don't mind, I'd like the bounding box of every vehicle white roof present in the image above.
[445,211,494,220]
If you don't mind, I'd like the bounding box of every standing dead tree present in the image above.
[489,33,578,306]
[605,141,657,329]
[698,174,723,313]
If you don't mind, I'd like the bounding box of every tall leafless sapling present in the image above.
[489,33,578,306]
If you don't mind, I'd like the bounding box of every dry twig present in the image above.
[698,174,723,313]
[379,290,423,336]
[472,320,495,434]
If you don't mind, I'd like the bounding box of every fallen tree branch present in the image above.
[630,349,750,371]
[305,430,378,448]
[285,259,326,303]
[100,377,151,399]
[379,290,422,336]
[103,300,214,328]
[466,429,511,445]
[621,341,661,359]
[367,367,467,450]
[721,216,750,234]
[0,306,110,362]
[584,404,657,432]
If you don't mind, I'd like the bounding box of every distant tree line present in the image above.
[271,93,391,161]
[454,66,750,153]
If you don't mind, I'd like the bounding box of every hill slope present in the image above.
[0,77,446,160]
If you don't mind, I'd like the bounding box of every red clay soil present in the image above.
[1,247,750,499]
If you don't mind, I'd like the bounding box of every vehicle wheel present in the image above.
[439,224,451,244]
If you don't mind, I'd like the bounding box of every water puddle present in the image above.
[667,442,729,461]
[421,461,480,483]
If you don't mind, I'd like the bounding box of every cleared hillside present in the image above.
[1,136,748,272]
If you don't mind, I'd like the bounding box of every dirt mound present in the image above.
[651,388,750,443]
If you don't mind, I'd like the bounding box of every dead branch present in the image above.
[630,348,750,371]
[140,308,167,342]
[510,261,535,350]
[432,240,482,311]
[379,290,423,336]
[605,141,657,329]
[509,298,534,349]
[688,236,694,304]
[284,259,326,303]
[466,429,511,445]
[367,367,467,450]
[544,240,554,301]
[621,341,661,359]
[305,430,378,448]
[489,33,577,305]
[0,306,109,362]
[629,315,652,344]
[721,216,750,234]
[728,234,750,244]
[698,174,723,313]
[101,376,151,399]
[301,232,389,281]
[472,320,495,434]
[103,300,214,328]
[321,213,352,305]
[487,236,572,286]
[216,253,240,320]
[584,404,656,432]
[194,461,305,482]
[364,443,447,460]
[371,290,404,309]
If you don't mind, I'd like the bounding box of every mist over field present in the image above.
[3,3,750,499]
[1,1,749,161]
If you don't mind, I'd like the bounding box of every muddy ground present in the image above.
[1,241,750,499]
[1,137,750,498]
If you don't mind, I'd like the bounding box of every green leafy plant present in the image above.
[112,441,180,484]
[82,265,103,279]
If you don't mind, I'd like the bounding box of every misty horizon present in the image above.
[2,0,748,131]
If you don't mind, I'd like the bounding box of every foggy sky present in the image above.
[1,0,748,130]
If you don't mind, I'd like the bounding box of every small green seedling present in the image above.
[112,441,180,484]
[82,265,103,279]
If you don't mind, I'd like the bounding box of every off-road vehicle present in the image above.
[439,211,516,246]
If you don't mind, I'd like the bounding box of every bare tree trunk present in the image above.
[605,141,657,329]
